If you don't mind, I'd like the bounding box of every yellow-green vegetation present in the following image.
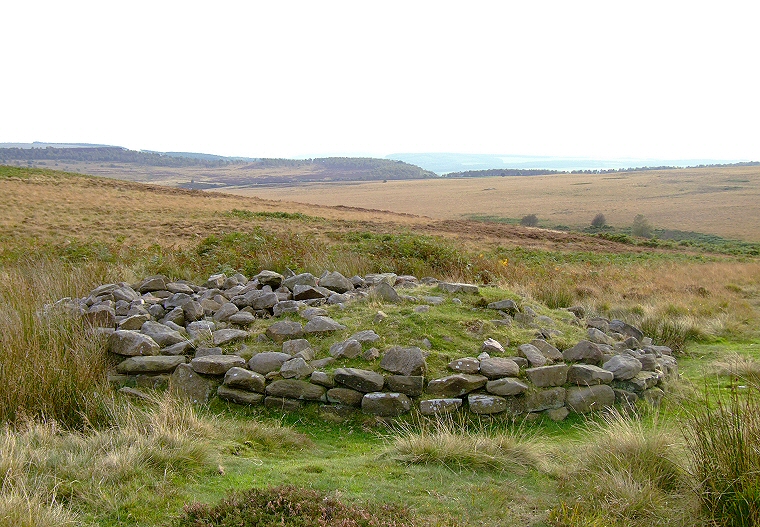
[2,165,760,526]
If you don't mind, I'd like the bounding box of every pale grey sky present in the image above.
[2,1,758,160]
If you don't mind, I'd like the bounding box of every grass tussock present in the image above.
[174,485,423,527]
[386,415,547,472]
[683,385,760,527]
[0,258,114,428]
[711,353,760,385]
[550,409,693,527]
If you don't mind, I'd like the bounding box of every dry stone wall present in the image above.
[54,270,679,421]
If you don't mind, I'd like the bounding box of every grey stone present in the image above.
[141,321,185,347]
[567,364,614,386]
[525,364,569,387]
[518,343,548,367]
[162,340,195,356]
[349,330,381,344]
[300,307,328,320]
[304,316,346,334]
[212,302,239,322]
[334,368,385,393]
[448,357,480,374]
[364,273,397,286]
[468,394,507,414]
[642,387,665,406]
[438,282,479,294]
[248,352,291,374]
[603,354,643,380]
[310,357,335,369]
[217,385,264,405]
[293,285,327,301]
[116,355,185,374]
[280,357,314,379]
[566,385,615,413]
[191,355,246,375]
[282,338,311,356]
[264,396,303,411]
[614,388,639,406]
[329,339,363,359]
[563,340,603,364]
[530,339,563,361]
[384,375,424,396]
[228,311,256,326]
[182,300,204,323]
[204,273,226,289]
[545,407,570,422]
[194,346,223,358]
[266,380,326,401]
[109,330,160,356]
[166,282,195,295]
[327,388,364,406]
[525,387,566,412]
[162,306,185,326]
[319,271,354,294]
[419,398,463,416]
[587,327,615,345]
[273,300,301,317]
[481,338,506,354]
[169,363,220,404]
[223,367,266,393]
[363,348,381,361]
[427,374,488,397]
[361,392,411,417]
[612,371,661,393]
[486,377,529,396]
[213,328,249,346]
[265,320,304,342]
[255,270,284,289]
[609,319,644,341]
[486,299,518,314]
[185,320,214,340]
[282,273,318,291]
[138,275,168,293]
[587,317,610,333]
[118,314,151,331]
[310,371,335,388]
[164,293,193,310]
[479,357,520,379]
[374,282,401,303]
[380,346,426,376]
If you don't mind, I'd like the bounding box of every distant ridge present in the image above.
[386,152,752,175]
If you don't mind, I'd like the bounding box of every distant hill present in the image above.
[386,152,751,174]
[0,145,437,186]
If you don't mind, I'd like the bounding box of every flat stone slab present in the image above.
[266,320,304,342]
[248,352,291,375]
[479,357,519,379]
[266,379,327,401]
[361,392,411,417]
[212,329,249,347]
[109,330,160,356]
[563,340,603,364]
[419,398,463,416]
[426,374,487,397]
[525,387,566,412]
[304,316,346,334]
[116,355,185,374]
[448,357,480,374]
[486,377,529,396]
[380,346,427,376]
[334,368,385,393]
[437,282,479,294]
[384,375,424,397]
[525,364,569,387]
[191,355,246,375]
[223,367,266,393]
[468,394,507,414]
[217,385,264,405]
[141,321,185,347]
[567,364,614,386]
[327,387,364,407]
[566,385,615,413]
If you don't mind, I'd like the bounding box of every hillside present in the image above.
[0,146,437,187]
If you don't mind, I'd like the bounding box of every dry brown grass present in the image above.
[226,166,760,241]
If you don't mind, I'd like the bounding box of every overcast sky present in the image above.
[2,1,758,160]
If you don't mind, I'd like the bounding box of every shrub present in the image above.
[520,214,539,227]
[631,214,653,238]
[684,385,760,527]
[590,213,607,228]
[174,485,419,527]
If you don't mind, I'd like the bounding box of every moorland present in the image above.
[1,163,760,527]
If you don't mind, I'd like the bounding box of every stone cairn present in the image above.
[53,270,678,420]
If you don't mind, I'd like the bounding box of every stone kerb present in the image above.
[59,269,679,422]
